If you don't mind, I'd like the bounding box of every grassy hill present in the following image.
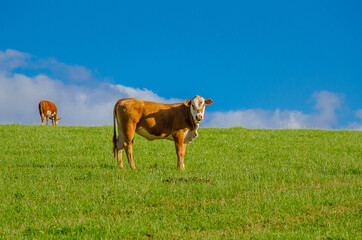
[0,125,360,239]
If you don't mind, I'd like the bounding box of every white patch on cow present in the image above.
[136,127,173,141]
[46,110,52,116]
[184,125,199,144]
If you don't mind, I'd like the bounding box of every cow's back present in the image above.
[39,100,57,116]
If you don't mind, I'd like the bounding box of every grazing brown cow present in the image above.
[38,100,61,126]
[113,95,213,170]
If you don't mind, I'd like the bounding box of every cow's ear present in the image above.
[184,100,191,107]
[205,99,213,105]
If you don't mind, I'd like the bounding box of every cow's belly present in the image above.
[136,127,173,141]
[45,110,56,118]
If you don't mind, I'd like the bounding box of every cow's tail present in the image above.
[112,102,118,158]
[38,101,43,117]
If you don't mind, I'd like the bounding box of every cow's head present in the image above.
[54,117,61,126]
[184,95,213,124]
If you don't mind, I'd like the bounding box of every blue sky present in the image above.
[0,0,361,129]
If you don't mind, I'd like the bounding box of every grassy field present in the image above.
[0,125,361,239]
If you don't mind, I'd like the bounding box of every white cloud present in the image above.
[345,109,362,130]
[355,109,362,119]
[311,90,343,128]
[0,72,181,125]
[0,49,360,129]
[36,58,94,83]
[346,122,362,130]
[0,49,182,125]
[203,91,345,129]
[0,49,29,71]
[203,109,308,129]
[110,84,181,103]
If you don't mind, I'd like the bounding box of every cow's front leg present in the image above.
[173,132,187,170]
[46,117,49,126]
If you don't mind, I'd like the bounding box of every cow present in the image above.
[112,95,213,170]
[38,100,61,126]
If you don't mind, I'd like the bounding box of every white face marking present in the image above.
[189,95,206,124]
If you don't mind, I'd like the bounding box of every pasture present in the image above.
[0,125,361,239]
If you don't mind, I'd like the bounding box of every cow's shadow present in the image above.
[19,163,115,169]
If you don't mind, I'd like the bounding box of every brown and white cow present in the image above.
[112,95,213,170]
[38,100,61,126]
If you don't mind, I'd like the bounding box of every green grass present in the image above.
[0,125,361,239]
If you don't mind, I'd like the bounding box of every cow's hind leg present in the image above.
[123,124,136,169]
[116,130,125,169]
[124,141,136,169]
